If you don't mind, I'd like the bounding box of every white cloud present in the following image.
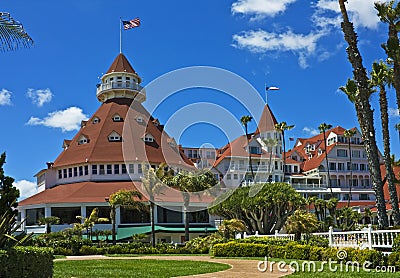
[232,0,297,18]
[389,107,399,118]
[14,180,37,200]
[315,0,389,29]
[303,127,319,136]
[0,89,12,106]
[27,88,53,107]
[232,29,325,68]
[27,106,88,132]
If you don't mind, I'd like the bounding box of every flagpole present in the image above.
[119,17,122,53]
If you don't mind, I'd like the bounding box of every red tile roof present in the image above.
[381,164,400,201]
[106,53,137,74]
[53,98,193,168]
[19,181,215,206]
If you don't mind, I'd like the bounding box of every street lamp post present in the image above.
[105,197,117,245]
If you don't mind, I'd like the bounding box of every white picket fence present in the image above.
[238,224,400,250]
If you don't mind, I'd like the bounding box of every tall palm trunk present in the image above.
[245,125,255,181]
[338,0,388,228]
[347,139,353,208]
[183,193,190,242]
[282,130,287,178]
[149,198,156,247]
[322,130,333,198]
[379,84,400,225]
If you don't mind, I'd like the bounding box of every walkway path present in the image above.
[58,255,293,277]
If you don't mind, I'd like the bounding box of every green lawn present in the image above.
[53,259,230,278]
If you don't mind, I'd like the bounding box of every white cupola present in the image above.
[96,53,146,103]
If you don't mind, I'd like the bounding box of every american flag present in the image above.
[266,86,280,91]
[123,18,140,30]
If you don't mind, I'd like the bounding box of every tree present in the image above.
[141,163,170,247]
[261,138,279,182]
[166,170,217,242]
[218,219,246,239]
[107,189,146,245]
[338,0,389,228]
[318,123,333,197]
[375,1,400,113]
[0,12,33,51]
[209,183,304,234]
[395,123,400,140]
[76,208,108,240]
[275,122,294,181]
[285,210,319,240]
[240,115,255,181]
[343,129,356,207]
[38,216,60,234]
[0,153,20,217]
[370,61,400,225]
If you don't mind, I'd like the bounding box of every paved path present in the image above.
[58,255,293,277]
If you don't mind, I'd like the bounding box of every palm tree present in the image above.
[370,61,400,225]
[285,210,319,240]
[344,129,356,207]
[218,219,246,239]
[375,1,400,113]
[38,216,60,234]
[107,189,146,245]
[275,122,294,181]
[76,208,109,240]
[141,163,170,247]
[318,123,333,197]
[0,12,33,51]
[166,170,217,242]
[240,115,254,181]
[395,123,400,140]
[261,138,278,182]
[338,0,389,228]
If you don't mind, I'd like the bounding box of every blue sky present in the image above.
[1,0,399,199]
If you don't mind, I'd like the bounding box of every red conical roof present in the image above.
[255,104,278,134]
[106,53,137,74]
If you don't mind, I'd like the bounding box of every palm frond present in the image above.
[0,12,33,51]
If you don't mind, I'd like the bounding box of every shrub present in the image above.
[300,235,329,247]
[238,236,291,246]
[212,242,268,257]
[2,246,53,278]
[79,245,99,255]
[392,234,400,252]
[388,251,400,268]
[53,247,73,256]
[284,242,311,260]
[309,246,325,261]
[348,249,384,268]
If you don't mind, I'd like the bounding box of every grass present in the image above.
[104,253,207,257]
[53,259,230,278]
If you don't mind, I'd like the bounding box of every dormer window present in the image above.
[108,131,122,142]
[144,133,154,143]
[112,114,123,122]
[92,117,100,124]
[78,135,89,145]
[136,116,144,123]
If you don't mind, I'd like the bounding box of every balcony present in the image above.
[96,81,144,95]
[228,165,275,173]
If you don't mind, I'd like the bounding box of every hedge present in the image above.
[211,241,384,268]
[0,247,53,278]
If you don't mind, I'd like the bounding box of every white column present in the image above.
[44,206,51,218]
[81,205,86,220]
[116,206,121,225]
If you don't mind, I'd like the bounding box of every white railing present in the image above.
[96,81,143,95]
[239,225,400,251]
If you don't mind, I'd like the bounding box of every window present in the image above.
[234,174,238,180]
[121,164,127,174]
[249,146,260,154]
[92,117,100,124]
[144,134,154,142]
[63,169,67,178]
[58,170,62,179]
[84,165,89,175]
[51,207,80,225]
[189,209,209,223]
[138,164,142,174]
[352,163,359,171]
[352,150,361,158]
[360,164,366,171]
[157,206,182,223]
[108,131,122,142]
[107,164,112,174]
[79,166,83,176]
[338,163,345,171]
[73,167,78,176]
[68,168,73,178]
[112,114,122,122]
[136,117,144,123]
[226,174,231,180]
[294,165,298,173]
[129,164,134,174]
[99,165,105,175]
[360,194,370,200]
[121,207,150,224]
[114,164,119,174]
[92,165,98,175]
[78,135,88,145]
[337,149,348,157]
[329,163,336,170]
[26,208,45,226]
